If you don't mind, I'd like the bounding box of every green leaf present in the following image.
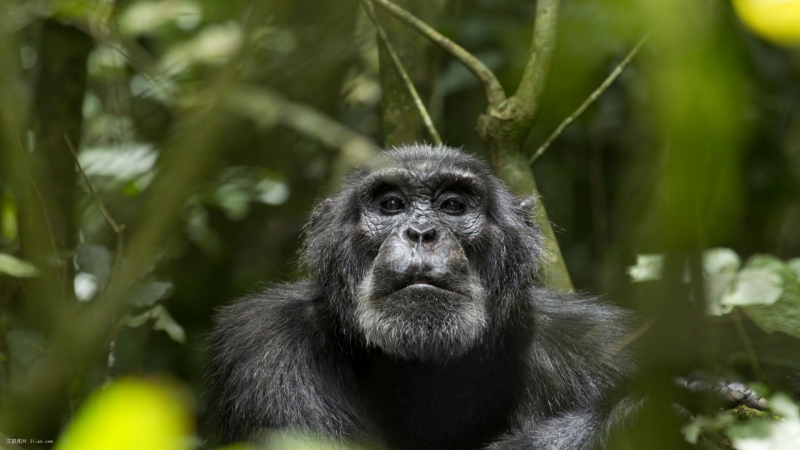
[119,312,150,328]
[0,253,40,278]
[724,267,783,307]
[788,258,800,281]
[150,305,186,344]
[127,282,173,308]
[703,248,742,315]
[159,23,243,75]
[54,378,192,450]
[703,248,741,274]
[1,191,18,241]
[627,254,664,282]
[119,0,202,35]
[681,412,735,444]
[7,327,47,380]
[76,244,112,290]
[74,272,99,302]
[739,255,800,339]
[730,394,800,448]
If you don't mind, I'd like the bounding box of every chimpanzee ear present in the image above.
[512,196,537,215]
[511,196,538,228]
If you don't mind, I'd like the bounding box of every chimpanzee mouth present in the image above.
[361,269,472,301]
[397,278,453,294]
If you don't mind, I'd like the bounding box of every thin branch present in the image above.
[512,0,561,115]
[104,339,116,387]
[371,0,506,106]
[616,319,654,352]
[226,85,377,163]
[733,310,766,384]
[361,0,442,145]
[529,32,651,165]
[17,133,63,292]
[64,135,125,272]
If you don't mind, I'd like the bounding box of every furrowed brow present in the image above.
[431,170,485,195]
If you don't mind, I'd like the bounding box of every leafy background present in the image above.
[0,0,799,448]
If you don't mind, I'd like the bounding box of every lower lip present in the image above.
[404,283,438,290]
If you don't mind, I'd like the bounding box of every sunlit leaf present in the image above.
[203,167,291,220]
[733,0,800,46]
[740,255,800,339]
[120,311,150,328]
[681,412,735,444]
[703,248,742,274]
[0,253,40,278]
[1,190,17,241]
[256,178,290,206]
[79,143,157,180]
[731,394,800,448]
[214,183,251,220]
[725,266,784,306]
[54,378,192,450]
[120,0,203,35]
[627,254,664,282]
[160,23,243,74]
[788,258,800,281]
[87,45,127,77]
[703,248,742,315]
[151,305,187,344]
[74,272,99,302]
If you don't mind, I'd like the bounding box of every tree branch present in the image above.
[529,32,651,165]
[64,135,125,271]
[370,0,506,106]
[361,0,442,145]
[511,0,561,119]
[226,85,376,160]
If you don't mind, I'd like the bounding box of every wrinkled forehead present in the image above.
[362,153,486,194]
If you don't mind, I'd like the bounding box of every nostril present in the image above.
[405,223,438,246]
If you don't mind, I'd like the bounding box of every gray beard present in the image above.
[355,272,488,362]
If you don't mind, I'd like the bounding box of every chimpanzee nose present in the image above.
[405,223,438,246]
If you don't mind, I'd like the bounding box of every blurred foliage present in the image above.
[733,0,800,46]
[0,0,798,448]
[54,377,193,450]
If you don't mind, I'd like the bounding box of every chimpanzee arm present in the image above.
[487,410,605,450]
[486,289,638,450]
[203,282,368,444]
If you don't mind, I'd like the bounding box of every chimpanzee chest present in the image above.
[356,350,526,450]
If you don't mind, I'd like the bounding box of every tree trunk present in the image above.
[377,0,438,146]
[21,20,92,307]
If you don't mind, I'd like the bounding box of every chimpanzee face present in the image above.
[354,163,490,361]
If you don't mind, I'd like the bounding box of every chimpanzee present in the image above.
[204,144,638,449]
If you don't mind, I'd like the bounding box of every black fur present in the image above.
[204,145,636,449]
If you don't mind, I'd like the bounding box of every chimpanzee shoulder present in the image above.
[204,282,367,443]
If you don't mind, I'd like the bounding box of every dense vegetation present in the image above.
[0,0,799,448]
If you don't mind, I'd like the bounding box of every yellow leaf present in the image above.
[55,378,192,450]
[732,0,800,45]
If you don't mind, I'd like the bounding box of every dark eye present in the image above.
[441,198,466,214]
[380,197,405,213]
